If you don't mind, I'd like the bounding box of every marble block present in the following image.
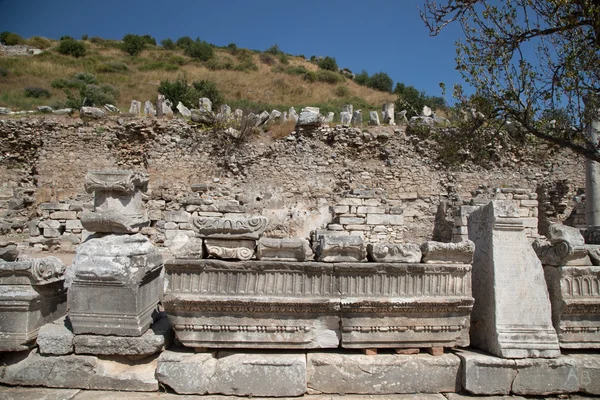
[337,262,473,349]
[190,216,268,239]
[256,238,313,261]
[316,235,366,262]
[163,259,340,349]
[67,233,163,336]
[544,265,600,348]
[0,257,67,351]
[80,170,149,233]
[468,201,560,358]
[204,238,255,261]
[367,242,421,263]
[421,240,475,264]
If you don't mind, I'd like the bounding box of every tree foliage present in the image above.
[421,0,600,162]
[317,56,338,72]
[121,34,146,56]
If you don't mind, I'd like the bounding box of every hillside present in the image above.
[0,37,396,114]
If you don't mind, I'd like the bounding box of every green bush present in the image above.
[161,38,175,50]
[303,71,316,83]
[0,67,8,77]
[141,34,156,46]
[81,34,88,41]
[96,61,129,73]
[259,53,276,65]
[0,31,24,45]
[206,58,234,71]
[24,87,51,98]
[27,36,52,49]
[367,72,393,92]
[121,34,146,56]
[315,70,344,84]
[284,65,308,76]
[193,80,224,106]
[51,72,117,107]
[354,70,369,86]
[278,53,289,64]
[265,44,282,55]
[158,77,223,111]
[184,39,214,61]
[57,38,86,58]
[89,36,105,44]
[317,56,338,71]
[176,36,194,49]
[139,61,179,71]
[335,85,349,97]
[227,43,237,54]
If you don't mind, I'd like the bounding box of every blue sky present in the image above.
[0,0,467,99]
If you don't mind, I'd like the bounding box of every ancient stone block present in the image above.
[367,242,421,263]
[468,201,560,358]
[67,233,163,336]
[37,317,74,355]
[421,240,475,264]
[73,314,173,356]
[544,265,600,348]
[316,235,366,262]
[338,262,473,349]
[80,170,149,234]
[533,238,591,266]
[0,349,158,391]
[190,216,268,239]
[306,353,461,394]
[0,241,18,261]
[369,110,380,126]
[163,259,340,349]
[129,100,141,114]
[256,238,313,261]
[382,102,395,125]
[0,257,67,351]
[366,213,404,225]
[50,211,77,220]
[457,349,579,395]
[572,353,600,395]
[157,349,306,396]
[204,238,256,261]
[168,233,204,259]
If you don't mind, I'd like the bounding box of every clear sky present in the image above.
[0,0,467,99]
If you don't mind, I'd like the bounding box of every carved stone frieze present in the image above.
[316,235,366,262]
[190,216,268,239]
[84,170,148,194]
[256,238,313,261]
[80,211,149,234]
[544,265,600,348]
[204,239,255,261]
[533,239,591,266]
[0,257,67,351]
[367,242,421,263]
[421,240,475,264]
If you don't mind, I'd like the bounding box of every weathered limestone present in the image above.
[351,109,362,125]
[586,107,600,227]
[167,233,204,259]
[340,111,352,125]
[204,238,256,261]
[456,349,579,395]
[367,242,421,262]
[67,233,163,336]
[37,316,74,355]
[369,111,380,126]
[129,100,141,115]
[306,353,461,394]
[156,349,306,396]
[297,110,322,127]
[256,237,313,261]
[338,262,473,349]
[421,240,475,264]
[143,101,155,117]
[0,257,67,351]
[190,216,268,239]
[382,102,395,125]
[176,101,191,117]
[468,201,560,358]
[163,259,340,349]
[0,349,159,391]
[80,170,149,234]
[571,353,600,395]
[316,235,366,262]
[199,97,212,112]
[0,240,18,261]
[80,107,105,119]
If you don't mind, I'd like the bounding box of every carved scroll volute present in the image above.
[190,216,268,238]
[84,170,149,194]
[30,257,66,285]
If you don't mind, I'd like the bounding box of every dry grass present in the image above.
[0,40,396,111]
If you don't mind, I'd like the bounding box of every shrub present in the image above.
[24,87,51,98]
[259,53,276,65]
[192,80,224,106]
[121,34,146,56]
[51,72,117,108]
[141,34,156,46]
[265,44,282,55]
[27,36,52,49]
[89,36,105,44]
[158,77,193,109]
[354,70,369,86]
[317,56,338,71]
[334,85,349,97]
[315,70,344,84]
[184,39,214,61]
[303,71,316,83]
[367,72,393,92]
[0,31,24,45]
[96,61,129,73]
[57,38,86,58]
[176,36,194,49]
[234,49,257,71]
[227,43,237,54]
[284,65,308,76]
[81,34,88,41]
[161,38,175,50]
[278,53,289,64]
[206,58,234,71]
[0,67,8,77]
[60,36,74,41]
[138,61,179,71]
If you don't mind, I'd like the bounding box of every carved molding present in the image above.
[163,299,340,313]
[0,257,66,285]
[190,216,268,239]
[84,170,148,194]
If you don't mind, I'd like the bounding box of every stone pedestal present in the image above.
[468,201,560,358]
[0,257,67,351]
[163,259,340,349]
[338,262,473,349]
[68,234,163,336]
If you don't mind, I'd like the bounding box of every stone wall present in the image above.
[0,44,44,56]
[0,115,587,247]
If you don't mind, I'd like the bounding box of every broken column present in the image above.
[468,201,560,358]
[68,170,163,336]
[0,256,67,351]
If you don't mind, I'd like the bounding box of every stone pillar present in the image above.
[586,111,600,227]
[468,201,560,358]
[69,170,162,336]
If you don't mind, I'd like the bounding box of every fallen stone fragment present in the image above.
[256,237,313,261]
[421,240,475,264]
[367,242,421,263]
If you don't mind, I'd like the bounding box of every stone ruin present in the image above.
[1,171,600,397]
